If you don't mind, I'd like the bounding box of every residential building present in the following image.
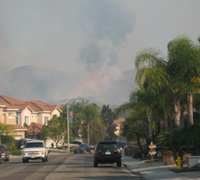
[113,117,125,136]
[0,94,62,140]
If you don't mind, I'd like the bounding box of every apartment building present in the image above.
[0,94,62,140]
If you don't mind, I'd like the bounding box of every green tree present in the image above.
[39,124,50,142]
[89,117,106,145]
[129,87,158,142]
[47,115,63,147]
[122,112,148,157]
[0,123,14,144]
[135,48,172,131]
[167,36,200,125]
[100,105,117,140]
[83,103,101,144]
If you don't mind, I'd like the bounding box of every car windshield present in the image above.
[0,146,4,151]
[25,142,44,148]
[97,143,117,151]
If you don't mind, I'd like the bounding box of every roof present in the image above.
[26,122,43,133]
[23,100,61,112]
[12,124,27,130]
[113,117,125,126]
[0,94,61,113]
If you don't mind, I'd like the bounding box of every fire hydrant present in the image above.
[176,156,183,169]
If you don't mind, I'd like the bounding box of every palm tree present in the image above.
[167,36,200,125]
[134,48,171,134]
[32,123,36,139]
[122,115,148,157]
[129,87,159,142]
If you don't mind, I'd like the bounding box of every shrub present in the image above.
[125,146,148,158]
[9,149,22,156]
[1,135,17,150]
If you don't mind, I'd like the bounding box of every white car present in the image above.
[22,140,48,163]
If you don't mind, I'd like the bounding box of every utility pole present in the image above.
[67,105,70,153]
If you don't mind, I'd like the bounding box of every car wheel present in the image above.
[94,161,98,167]
[22,159,26,163]
[4,158,6,162]
[46,156,48,162]
[0,158,2,164]
[117,161,121,167]
[42,158,46,162]
[7,156,9,161]
[26,159,29,163]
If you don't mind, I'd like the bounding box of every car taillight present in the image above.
[117,150,121,156]
[95,151,99,156]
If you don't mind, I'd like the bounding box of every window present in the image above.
[16,116,18,124]
[8,113,14,119]
[44,116,49,124]
[25,116,29,124]
[25,142,44,148]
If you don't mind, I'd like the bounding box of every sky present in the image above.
[0,0,200,104]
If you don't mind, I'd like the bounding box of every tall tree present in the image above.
[100,105,117,140]
[168,36,200,125]
[47,115,63,147]
[134,48,170,139]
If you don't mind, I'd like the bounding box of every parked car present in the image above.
[74,143,94,154]
[94,141,121,167]
[16,138,32,149]
[155,147,164,158]
[0,144,9,162]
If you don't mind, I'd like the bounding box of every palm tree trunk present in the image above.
[187,92,194,125]
[180,106,185,128]
[160,120,164,133]
[172,90,181,126]
[87,122,90,144]
[147,108,153,142]
[136,134,144,158]
[164,105,169,131]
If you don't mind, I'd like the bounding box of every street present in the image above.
[0,153,138,180]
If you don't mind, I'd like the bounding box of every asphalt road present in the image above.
[0,153,138,180]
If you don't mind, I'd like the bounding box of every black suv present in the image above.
[94,141,121,167]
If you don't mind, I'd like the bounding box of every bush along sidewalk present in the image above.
[9,149,22,156]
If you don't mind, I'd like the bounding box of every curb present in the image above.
[123,163,147,179]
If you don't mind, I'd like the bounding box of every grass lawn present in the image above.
[170,167,200,173]
[145,158,161,163]
[51,150,68,153]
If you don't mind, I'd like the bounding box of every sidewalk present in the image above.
[122,155,200,180]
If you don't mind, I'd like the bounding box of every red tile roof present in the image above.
[0,94,61,113]
[113,117,125,126]
[26,122,43,133]
[11,124,27,130]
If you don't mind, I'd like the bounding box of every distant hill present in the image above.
[0,66,138,107]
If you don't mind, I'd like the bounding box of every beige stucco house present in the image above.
[113,117,125,136]
[0,94,62,140]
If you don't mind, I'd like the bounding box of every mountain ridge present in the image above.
[0,66,138,107]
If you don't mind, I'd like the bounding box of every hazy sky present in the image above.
[0,0,200,103]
